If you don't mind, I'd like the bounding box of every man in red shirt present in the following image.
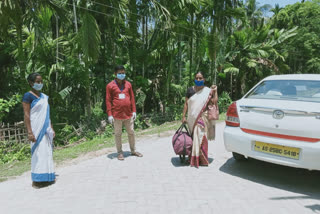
[106,65,143,160]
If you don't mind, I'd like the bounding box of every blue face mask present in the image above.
[117,73,126,80]
[194,80,204,86]
[33,83,43,91]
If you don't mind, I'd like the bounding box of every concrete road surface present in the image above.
[1,122,320,214]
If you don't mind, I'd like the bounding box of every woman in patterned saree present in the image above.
[22,73,56,188]
[182,72,218,167]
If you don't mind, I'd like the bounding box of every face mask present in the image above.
[194,80,204,86]
[117,73,126,80]
[33,83,43,91]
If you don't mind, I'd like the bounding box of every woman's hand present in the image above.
[209,85,218,105]
[182,117,187,124]
[211,85,217,91]
[50,124,55,138]
[28,132,36,142]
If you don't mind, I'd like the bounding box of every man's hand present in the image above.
[182,117,187,124]
[108,116,114,124]
[132,112,137,120]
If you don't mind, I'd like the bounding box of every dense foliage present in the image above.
[0,0,319,142]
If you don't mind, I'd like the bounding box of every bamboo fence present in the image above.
[0,121,28,143]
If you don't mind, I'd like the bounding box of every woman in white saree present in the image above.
[182,72,218,167]
[22,73,55,188]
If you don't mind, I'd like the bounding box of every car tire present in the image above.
[232,152,247,161]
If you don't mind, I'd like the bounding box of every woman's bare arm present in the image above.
[182,97,189,123]
[22,102,36,142]
[51,123,55,138]
[209,85,218,105]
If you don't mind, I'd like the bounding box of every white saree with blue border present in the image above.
[30,93,55,182]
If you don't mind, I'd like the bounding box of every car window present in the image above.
[246,80,320,103]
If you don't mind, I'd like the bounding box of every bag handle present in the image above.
[182,123,191,136]
[173,123,191,148]
[175,123,190,136]
[175,123,185,133]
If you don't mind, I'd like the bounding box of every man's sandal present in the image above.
[131,151,143,157]
[117,153,124,160]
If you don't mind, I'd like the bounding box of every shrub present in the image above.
[218,91,233,113]
[0,141,30,164]
[0,94,21,122]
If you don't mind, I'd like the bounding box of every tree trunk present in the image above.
[146,16,149,79]
[230,72,233,100]
[142,16,145,78]
[85,65,92,117]
[129,0,138,92]
[210,59,213,85]
[178,35,182,82]
[16,22,26,80]
[214,50,217,85]
[112,39,116,67]
[166,54,173,110]
[189,12,194,86]
[72,0,78,33]
[56,15,59,91]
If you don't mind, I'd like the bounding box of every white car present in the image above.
[224,74,320,171]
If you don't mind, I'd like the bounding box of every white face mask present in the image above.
[33,83,43,91]
[117,73,126,80]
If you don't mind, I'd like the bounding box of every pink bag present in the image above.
[208,104,219,120]
[172,123,193,163]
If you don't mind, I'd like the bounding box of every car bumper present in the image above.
[223,126,320,171]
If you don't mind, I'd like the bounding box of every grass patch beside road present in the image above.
[0,160,30,182]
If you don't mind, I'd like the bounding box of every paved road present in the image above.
[1,122,320,214]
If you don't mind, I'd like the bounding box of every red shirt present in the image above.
[106,80,136,120]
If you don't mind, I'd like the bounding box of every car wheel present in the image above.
[232,152,247,161]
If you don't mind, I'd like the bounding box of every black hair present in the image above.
[114,65,125,73]
[195,71,205,78]
[27,73,41,86]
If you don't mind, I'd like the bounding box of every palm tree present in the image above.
[75,2,101,117]
[0,0,26,80]
[199,0,244,85]
[271,4,283,28]
[0,0,65,82]
[242,0,272,29]
[225,24,297,99]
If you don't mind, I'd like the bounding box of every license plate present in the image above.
[254,141,300,160]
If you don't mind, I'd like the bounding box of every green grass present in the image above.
[53,138,114,163]
[0,160,30,181]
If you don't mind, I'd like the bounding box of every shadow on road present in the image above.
[170,157,189,167]
[171,157,214,167]
[305,204,320,213]
[107,151,131,159]
[219,158,320,200]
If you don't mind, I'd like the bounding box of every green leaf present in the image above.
[224,67,239,74]
[59,86,72,99]
[78,12,101,63]
[247,60,257,68]
[257,49,268,58]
